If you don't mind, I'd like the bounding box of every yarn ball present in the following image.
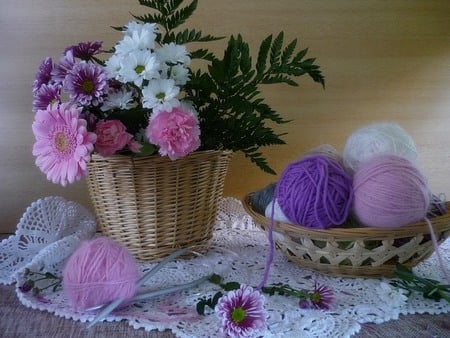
[343,122,418,173]
[251,182,276,215]
[265,199,292,224]
[62,237,140,310]
[276,154,353,229]
[353,154,431,228]
[303,144,343,165]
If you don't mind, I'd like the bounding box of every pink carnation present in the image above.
[146,106,200,160]
[94,120,133,156]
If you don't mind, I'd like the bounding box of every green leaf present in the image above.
[270,32,284,66]
[222,281,240,291]
[196,300,206,315]
[256,35,272,75]
[137,143,156,157]
[281,38,297,65]
[209,273,223,285]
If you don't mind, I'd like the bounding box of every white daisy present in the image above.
[125,22,159,39]
[161,64,190,86]
[142,79,180,111]
[104,54,124,80]
[119,50,160,87]
[115,29,156,56]
[156,43,191,65]
[100,88,135,111]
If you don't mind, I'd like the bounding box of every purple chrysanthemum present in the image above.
[65,41,103,60]
[300,282,334,310]
[51,50,76,85]
[33,83,61,112]
[215,285,267,338]
[33,57,53,93]
[64,62,108,106]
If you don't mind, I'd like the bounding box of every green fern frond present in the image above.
[256,35,272,75]
[270,32,284,66]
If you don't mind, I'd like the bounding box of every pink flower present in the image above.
[215,285,267,338]
[94,120,133,156]
[32,102,96,186]
[146,106,200,160]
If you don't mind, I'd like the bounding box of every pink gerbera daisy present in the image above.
[32,102,97,186]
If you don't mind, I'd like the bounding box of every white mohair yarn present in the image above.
[265,199,293,224]
[343,122,418,173]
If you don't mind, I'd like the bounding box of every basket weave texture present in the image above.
[243,193,450,278]
[86,150,233,261]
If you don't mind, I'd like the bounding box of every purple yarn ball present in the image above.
[276,154,353,229]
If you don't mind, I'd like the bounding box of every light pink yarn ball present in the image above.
[63,237,140,310]
[353,154,431,228]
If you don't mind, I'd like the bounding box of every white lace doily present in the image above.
[1,197,449,338]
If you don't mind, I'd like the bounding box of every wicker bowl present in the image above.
[86,150,233,262]
[243,193,450,278]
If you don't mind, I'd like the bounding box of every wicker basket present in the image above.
[243,193,450,278]
[86,150,233,261]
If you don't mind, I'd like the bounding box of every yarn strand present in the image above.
[424,217,450,285]
[258,194,276,290]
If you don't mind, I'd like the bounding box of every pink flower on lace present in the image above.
[32,102,96,186]
[94,119,133,156]
[146,106,200,160]
[215,285,267,338]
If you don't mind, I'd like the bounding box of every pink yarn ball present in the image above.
[353,154,431,228]
[62,237,140,310]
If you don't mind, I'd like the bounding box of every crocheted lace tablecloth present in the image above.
[1,196,449,338]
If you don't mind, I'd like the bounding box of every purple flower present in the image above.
[33,57,53,93]
[33,83,61,112]
[64,62,108,106]
[19,280,34,293]
[51,50,76,85]
[65,41,103,60]
[36,294,52,304]
[308,282,334,310]
[215,285,267,338]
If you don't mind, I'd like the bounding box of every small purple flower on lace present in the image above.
[19,280,34,293]
[215,285,267,338]
[35,294,52,304]
[308,282,334,310]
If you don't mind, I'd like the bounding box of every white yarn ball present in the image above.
[343,122,418,173]
[265,199,293,224]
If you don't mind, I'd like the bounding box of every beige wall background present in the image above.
[1,0,449,232]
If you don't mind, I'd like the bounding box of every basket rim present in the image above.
[89,149,233,162]
[242,193,450,239]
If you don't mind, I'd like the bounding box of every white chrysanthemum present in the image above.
[125,21,159,38]
[376,282,408,308]
[115,29,157,56]
[142,79,180,111]
[161,64,190,86]
[119,50,160,87]
[104,54,124,80]
[156,43,191,65]
[100,88,135,111]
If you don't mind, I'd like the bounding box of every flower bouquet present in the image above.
[31,0,324,260]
